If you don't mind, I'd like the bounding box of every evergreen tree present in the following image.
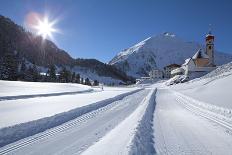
[19,60,27,80]
[71,72,76,83]
[32,64,39,82]
[59,67,71,83]
[84,78,91,86]
[75,73,80,83]
[80,77,84,84]
[93,80,99,86]
[0,51,18,80]
[47,65,56,82]
[24,66,33,81]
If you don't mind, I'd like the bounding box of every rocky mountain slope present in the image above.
[109,32,232,78]
[0,15,133,84]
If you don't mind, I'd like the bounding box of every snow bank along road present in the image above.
[154,88,232,155]
[0,89,157,155]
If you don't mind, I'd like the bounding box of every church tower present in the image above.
[205,28,215,66]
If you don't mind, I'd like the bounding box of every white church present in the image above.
[171,30,216,78]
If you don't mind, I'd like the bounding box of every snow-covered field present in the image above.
[170,62,232,109]
[0,80,91,98]
[0,64,232,155]
[154,89,232,155]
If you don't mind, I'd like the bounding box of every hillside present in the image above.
[0,15,132,84]
[171,61,232,109]
[0,15,73,66]
[109,32,232,78]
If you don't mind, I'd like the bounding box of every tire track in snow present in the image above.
[0,89,142,153]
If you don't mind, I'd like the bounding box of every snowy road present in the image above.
[0,89,153,155]
[154,89,232,155]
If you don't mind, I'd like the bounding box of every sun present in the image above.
[34,17,57,39]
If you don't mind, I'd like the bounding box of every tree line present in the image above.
[0,50,99,86]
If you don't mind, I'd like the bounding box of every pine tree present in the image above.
[84,78,91,86]
[24,66,33,81]
[19,60,27,80]
[32,64,39,82]
[0,51,18,80]
[75,73,80,83]
[47,65,56,82]
[93,80,99,86]
[59,67,66,83]
[71,72,76,83]
[80,77,84,84]
[59,67,71,83]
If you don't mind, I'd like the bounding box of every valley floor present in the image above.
[0,79,232,155]
[154,89,232,155]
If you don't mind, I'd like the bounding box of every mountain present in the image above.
[0,15,74,66]
[0,15,133,84]
[109,32,232,78]
[72,58,134,84]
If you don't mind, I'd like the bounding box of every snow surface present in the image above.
[1,63,232,155]
[154,89,232,155]
[109,33,232,77]
[0,89,141,147]
[170,62,232,109]
[82,89,156,155]
[0,89,151,154]
[0,85,138,128]
[0,80,91,98]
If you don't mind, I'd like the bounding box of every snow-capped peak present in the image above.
[109,33,232,78]
[162,32,176,38]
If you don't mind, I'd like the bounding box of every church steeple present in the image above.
[205,25,215,66]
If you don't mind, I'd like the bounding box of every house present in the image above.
[149,69,163,79]
[171,30,216,78]
[164,64,181,78]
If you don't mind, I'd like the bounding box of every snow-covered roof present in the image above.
[164,64,181,69]
[206,33,214,37]
[192,49,209,59]
[171,67,184,74]
[182,58,192,66]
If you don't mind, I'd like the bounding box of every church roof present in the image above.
[192,49,209,59]
[164,64,181,69]
[182,58,192,66]
[206,33,214,37]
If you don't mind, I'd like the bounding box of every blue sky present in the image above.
[1,0,232,62]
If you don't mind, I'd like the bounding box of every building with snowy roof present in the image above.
[171,30,216,78]
[164,64,181,78]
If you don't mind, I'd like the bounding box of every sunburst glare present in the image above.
[35,17,57,39]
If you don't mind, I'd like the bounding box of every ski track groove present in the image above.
[174,91,232,132]
[0,89,94,102]
[155,114,169,155]
[0,89,143,155]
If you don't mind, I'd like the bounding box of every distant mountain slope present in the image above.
[0,15,74,66]
[0,15,133,84]
[109,32,232,78]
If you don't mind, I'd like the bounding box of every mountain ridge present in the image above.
[109,32,232,78]
[0,15,133,84]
